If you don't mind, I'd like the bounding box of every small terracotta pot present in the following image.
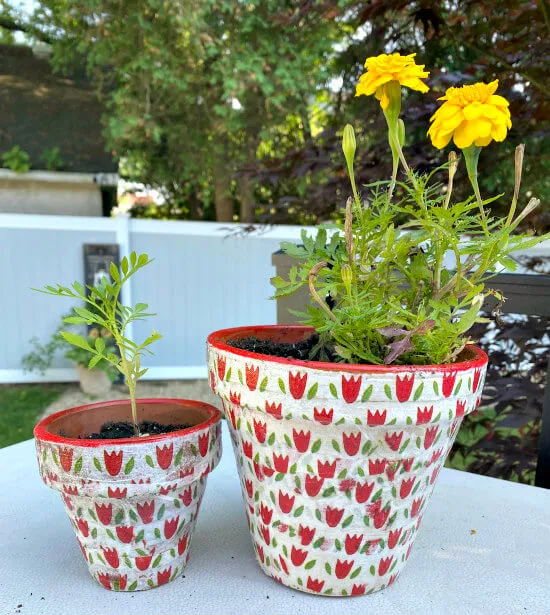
[34,398,222,591]
[207,326,487,596]
[75,364,113,397]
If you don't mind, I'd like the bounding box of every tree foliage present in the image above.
[1,0,548,224]
[3,0,340,220]
[252,0,550,226]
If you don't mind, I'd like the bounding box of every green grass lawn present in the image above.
[0,384,64,448]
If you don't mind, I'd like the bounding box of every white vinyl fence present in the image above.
[2,212,549,384]
[0,213,311,383]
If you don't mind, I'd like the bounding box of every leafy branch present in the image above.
[35,252,161,434]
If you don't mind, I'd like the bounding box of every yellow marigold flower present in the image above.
[356,53,430,110]
[428,80,512,149]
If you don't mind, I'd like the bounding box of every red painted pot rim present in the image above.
[207,325,488,373]
[34,398,222,448]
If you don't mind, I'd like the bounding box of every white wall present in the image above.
[0,170,109,217]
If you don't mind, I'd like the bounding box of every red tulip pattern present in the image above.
[289,372,308,399]
[207,342,487,596]
[155,443,173,469]
[313,407,333,425]
[395,374,414,402]
[35,408,222,592]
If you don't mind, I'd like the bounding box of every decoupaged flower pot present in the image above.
[34,398,222,591]
[207,326,487,596]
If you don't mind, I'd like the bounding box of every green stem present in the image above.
[434,253,442,292]
[386,118,420,198]
[388,129,399,200]
[347,164,362,210]
[119,347,139,435]
[388,127,411,175]
[463,145,489,235]
[436,154,458,290]
[104,282,139,435]
[378,82,420,199]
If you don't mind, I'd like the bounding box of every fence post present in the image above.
[115,212,134,343]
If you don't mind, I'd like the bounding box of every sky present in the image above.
[17,0,37,11]
[10,0,38,42]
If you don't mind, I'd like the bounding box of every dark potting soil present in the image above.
[228,335,475,365]
[84,420,193,440]
[227,334,338,362]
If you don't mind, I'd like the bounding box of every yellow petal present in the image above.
[429,129,453,150]
[435,103,462,121]
[355,81,370,97]
[438,116,462,135]
[479,104,500,119]
[489,94,509,107]
[463,102,484,120]
[453,121,478,149]
[377,87,390,110]
[399,77,430,92]
[490,107,512,128]
[474,136,492,147]
[356,73,380,96]
[356,73,377,96]
[473,118,492,137]
[491,123,508,142]
[368,73,394,92]
[437,133,454,149]
[357,52,430,101]
[487,79,499,95]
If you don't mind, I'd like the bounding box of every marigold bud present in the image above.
[342,124,356,169]
[341,264,353,293]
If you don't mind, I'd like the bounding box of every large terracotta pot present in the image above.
[207,326,487,596]
[34,398,222,591]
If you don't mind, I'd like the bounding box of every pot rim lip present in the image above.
[207,325,488,373]
[34,398,222,447]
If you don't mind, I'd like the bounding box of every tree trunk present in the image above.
[187,184,202,220]
[236,137,259,223]
[214,164,234,222]
[237,173,255,223]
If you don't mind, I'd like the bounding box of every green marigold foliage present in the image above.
[273,138,548,366]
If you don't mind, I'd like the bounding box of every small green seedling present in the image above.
[36,252,161,434]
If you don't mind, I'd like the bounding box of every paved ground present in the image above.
[40,379,221,419]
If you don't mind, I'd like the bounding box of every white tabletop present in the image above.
[1,421,550,615]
